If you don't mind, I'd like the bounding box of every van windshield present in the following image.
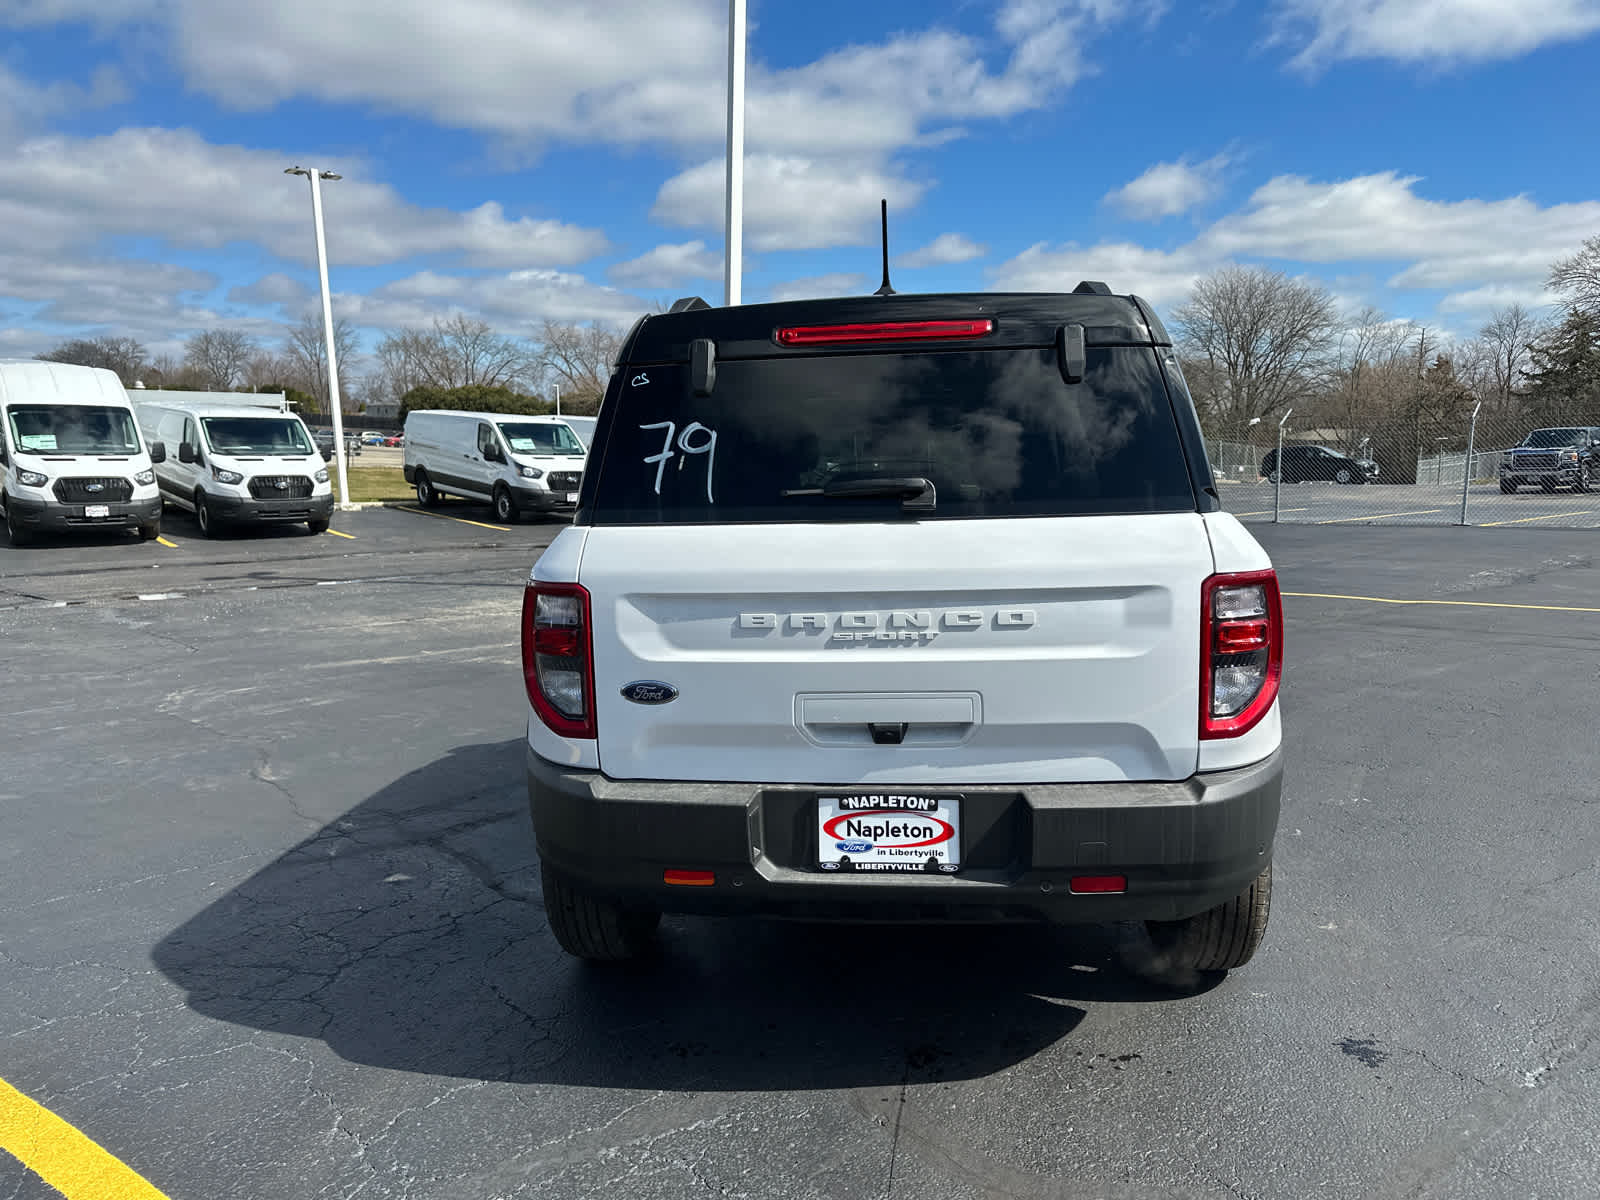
[499,422,584,456]
[586,347,1195,525]
[6,405,142,455]
[201,417,314,455]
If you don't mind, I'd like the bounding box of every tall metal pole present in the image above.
[287,167,352,508]
[1459,401,1481,526]
[555,383,561,416]
[723,0,746,307]
[1275,409,1292,523]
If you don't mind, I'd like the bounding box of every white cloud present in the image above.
[1105,154,1230,220]
[899,233,987,268]
[0,127,608,269]
[226,273,312,309]
[0,62,126,138]
[991,241,1210,305]
[1201,172,1600,290]
[765,274,870,303]
[1,0,1156,158]
[652,155,928,252]
[1273,0,1600,67]
[608,241,723,289]
[341,268,646,331]
[0,254,216,326]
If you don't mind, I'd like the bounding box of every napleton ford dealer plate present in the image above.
[816,794,961,874]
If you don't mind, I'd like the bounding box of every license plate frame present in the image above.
[84,504,111,518]
[816,793,962,874]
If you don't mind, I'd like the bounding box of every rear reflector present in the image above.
[663,869,716,887]
[1070,875,1127,894]
[775,319,994,347]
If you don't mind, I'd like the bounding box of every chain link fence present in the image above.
[1204,406,1600,528]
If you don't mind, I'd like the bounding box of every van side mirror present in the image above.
[321,447,333,462]
[178,442,198,464]
[484,444,503,463]
[149,442,167,464]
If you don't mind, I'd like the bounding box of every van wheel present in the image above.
[415,469,439,507]
[1145,865,1272,974]
[5,501,30,547]
[307,519,330,535]
[540,864,660,961]
[137,522,161,542]
[195,491,220,538]
[493,484,519,524]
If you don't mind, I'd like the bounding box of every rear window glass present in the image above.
[586,348,1195,524]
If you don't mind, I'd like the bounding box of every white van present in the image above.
[403,410,587,523]
[132,400,333,537]
[0,359,163,545]
[557,415,597,449]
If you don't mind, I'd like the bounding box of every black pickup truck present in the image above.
[1499,427,1600,493]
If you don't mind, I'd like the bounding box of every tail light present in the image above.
[1201,570,1282,739]
[522,582,596,739]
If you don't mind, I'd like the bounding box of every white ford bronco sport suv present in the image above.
[522,284,1283,975]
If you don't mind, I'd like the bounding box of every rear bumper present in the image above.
[209,493,334,524]
[6,494,161,532]
[527,747,1282,924]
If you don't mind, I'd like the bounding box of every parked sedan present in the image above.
[382,434,404,447]
[1259,445,1373,484]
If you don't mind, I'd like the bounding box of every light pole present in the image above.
[284,165,351,509]
[723,0,746,307]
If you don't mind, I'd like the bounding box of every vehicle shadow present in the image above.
[151,739,1215,1092]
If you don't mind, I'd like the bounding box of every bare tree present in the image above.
[1476,304,1540,411]
[1549,235,1600,317]
[1315,307,1420,435]
[243,350,296,393]
[183,329,256,390]
[532,319,622,414]
[284,311,362,412]
[1173,267,1339,440]
[36,336,149,386]
[370,316,529,404]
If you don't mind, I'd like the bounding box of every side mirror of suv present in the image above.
[178,442,197,464]
[149,442,167,464]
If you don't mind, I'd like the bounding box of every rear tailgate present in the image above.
[582,514,1214,784]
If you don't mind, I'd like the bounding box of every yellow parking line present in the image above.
[326,529,357,539]
[1285,591,1600,615]
[1233,508,1308,517]
[392,505,510,533]
[0,1076,170,1199]
[154,537,178,548]
[1316,508,1442,525]
[1479,510,1594,527]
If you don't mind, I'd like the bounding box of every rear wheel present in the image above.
[1334,467,1353,485]
[541,864,660,961]
[493,484,519,524]
[415,469,439,507]
[1146,865,1272,974]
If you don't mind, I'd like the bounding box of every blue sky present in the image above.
[2,0,1599,365]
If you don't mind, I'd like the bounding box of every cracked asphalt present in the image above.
[3,516,1599,1199]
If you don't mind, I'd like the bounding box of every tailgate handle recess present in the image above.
[797,693,981,748]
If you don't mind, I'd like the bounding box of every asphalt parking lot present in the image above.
[3,517,1599,1199]
[1223,478,1600,527]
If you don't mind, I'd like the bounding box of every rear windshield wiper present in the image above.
[781,476,936,513]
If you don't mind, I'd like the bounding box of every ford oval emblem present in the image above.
[621,681,679,705]
[85,482,104,493]
[835,841,874,854]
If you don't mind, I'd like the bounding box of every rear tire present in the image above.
[415,469,439,508]
[1334,467,1353,485]
[493,484,519,524]
[307,519,330,535]
[540,863,660,962]
[1146,865,1272,973]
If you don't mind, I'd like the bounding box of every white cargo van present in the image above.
[132,400,333,536]
[403,410,587,523]
[0,360,163,545]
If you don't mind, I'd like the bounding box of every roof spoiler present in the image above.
[1072,280,1112,295]
[669,296,713,313]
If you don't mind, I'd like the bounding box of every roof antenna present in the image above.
[873,198,896,296]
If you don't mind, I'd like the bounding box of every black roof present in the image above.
[621,290,1173,364]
